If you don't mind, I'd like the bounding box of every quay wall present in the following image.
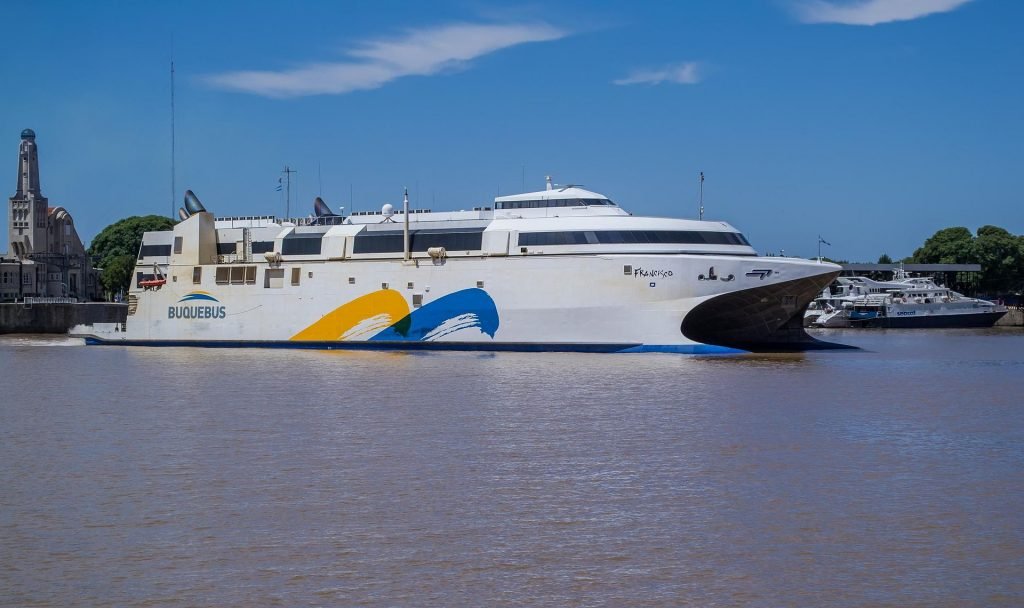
[0,303,127,334]
[996,308,1024,327]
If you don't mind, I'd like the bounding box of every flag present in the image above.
[819,236,831,246]
[275,177,282,192]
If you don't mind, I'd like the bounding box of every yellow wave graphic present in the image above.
[290,290,410,341]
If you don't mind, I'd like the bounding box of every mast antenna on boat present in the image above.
[403,187,411,262]
[169,43,176,221]
[817,235,831,263]
[698,171,704,220]
[281,166,296,219]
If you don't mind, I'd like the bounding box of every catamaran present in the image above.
[74,178,843,353]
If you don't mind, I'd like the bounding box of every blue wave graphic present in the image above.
[178,293,219,303]
[369,288,499,341]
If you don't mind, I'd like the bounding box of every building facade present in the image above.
[1,129,100,302]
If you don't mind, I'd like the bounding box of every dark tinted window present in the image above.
[353,233,405,254]
[353,229,484,254]
[138,244,172,258]
[518,230,750,247]
[519,231,589,247]
[281,235,323,255]
[251,241,275,254]
[216,242,236,255]
[412,231,483,251]
[496,198,614,210]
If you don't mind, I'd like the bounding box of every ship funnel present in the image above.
[184,190,207,214]
[545,175,553,191]
[178,207,190,221]
[313,196,337,217]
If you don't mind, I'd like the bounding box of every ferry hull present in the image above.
[80,336,739,354]
[850,310,1007,329]
[75,254,842,354]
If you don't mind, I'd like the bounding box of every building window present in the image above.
[291,267,301,286]
[215,267,230,285]
[174,236,183,254]
[192,267,202,284]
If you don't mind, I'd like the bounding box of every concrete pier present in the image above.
[0,302,126,334]
[996,308,1024,327]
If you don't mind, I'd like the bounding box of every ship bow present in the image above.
[681,269,851,352]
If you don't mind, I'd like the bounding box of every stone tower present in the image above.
[8,128,48,258]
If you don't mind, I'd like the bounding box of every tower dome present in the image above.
[21,128,36,140]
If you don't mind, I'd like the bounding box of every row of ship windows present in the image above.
[139,241,277,258]
[137,229,750,259]
[141,267,485,292]
[518,230,750,247]
[494,198,615,210]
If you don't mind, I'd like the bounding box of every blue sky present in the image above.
[2,0,1021,261]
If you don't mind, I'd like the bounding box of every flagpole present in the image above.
[698,172,704,220]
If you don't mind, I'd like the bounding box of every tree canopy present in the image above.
[911,225,1024,293]
[88,215,176,297]
[911,227,975,265]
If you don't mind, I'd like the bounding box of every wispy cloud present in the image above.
[613,62,701,86]
[205,22,568,98]
[791,0,975,26]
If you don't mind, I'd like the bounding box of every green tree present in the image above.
[911,227,975,265]
[99,255,138,297]
[877,253,893,264]
[88,215,176,297]
[972,225,1024,293]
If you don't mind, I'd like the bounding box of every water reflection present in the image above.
[1,330,1022,606]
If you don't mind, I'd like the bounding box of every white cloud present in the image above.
[613,62,701,86]
[791,0,975,26]
[205,22,568,98]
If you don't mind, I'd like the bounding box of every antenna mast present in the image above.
[402,187,410,262]
[698,171,704,220]
[281,166,296,218]
[170,55,176,219]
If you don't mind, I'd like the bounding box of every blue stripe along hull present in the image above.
[80,337,742,355]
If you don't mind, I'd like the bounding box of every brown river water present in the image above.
[1,328,1023,607]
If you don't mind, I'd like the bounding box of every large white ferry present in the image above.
[75,179,843,353]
